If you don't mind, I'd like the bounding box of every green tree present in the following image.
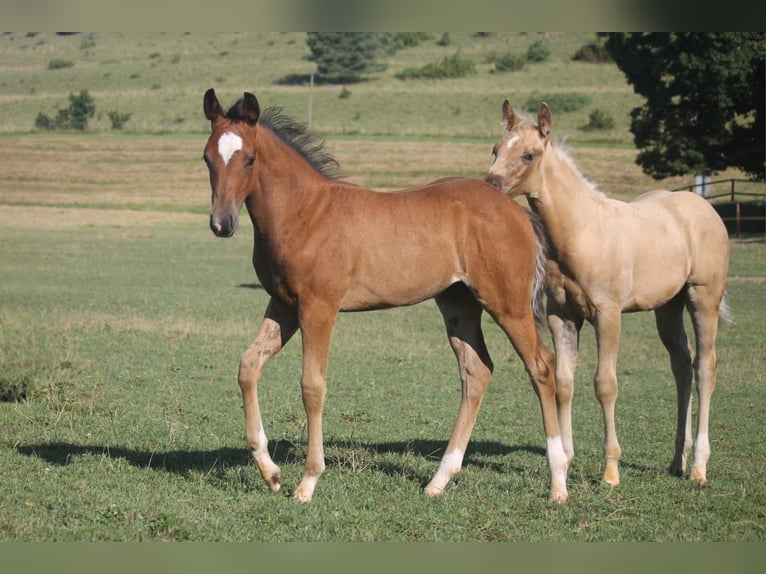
[605,33,765,180]
[306,33,393,83]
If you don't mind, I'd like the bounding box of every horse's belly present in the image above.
[338,273,458,312]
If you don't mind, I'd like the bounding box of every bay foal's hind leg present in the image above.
[425,284,494,497]
[239,298,299,493]
[686,285,723,485]
[502,313,569,503]
[654,296,693,477]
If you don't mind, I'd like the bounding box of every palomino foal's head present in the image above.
[203,88,260,237]
[485,100,553,197]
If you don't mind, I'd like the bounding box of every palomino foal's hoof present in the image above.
[689,467,707,486]
[548,489,569,504]
[602,465,620,487]
[423,485,444,497]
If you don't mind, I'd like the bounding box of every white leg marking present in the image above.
[218,132,243,166]
[547,435,569,501]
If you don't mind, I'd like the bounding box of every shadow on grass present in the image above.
[15,439,546,490]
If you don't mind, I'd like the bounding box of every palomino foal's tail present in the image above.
[719,292,735,325]
[526,209,548,329]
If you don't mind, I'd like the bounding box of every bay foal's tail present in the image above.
[526,209,548,329]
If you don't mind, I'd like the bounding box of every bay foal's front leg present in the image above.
[292,300,337,502]
[239,298,299,493]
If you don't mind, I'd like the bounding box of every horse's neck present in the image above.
[250,132,328,229]
[528,147,605,251]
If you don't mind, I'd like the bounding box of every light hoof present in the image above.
[602,465,620,487]
[423,482,445,497]
[262,467,282,492]
[548,489,569,504]
[689,467,707,486]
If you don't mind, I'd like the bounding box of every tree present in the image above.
[605,33,765,181]
[306,33,394,83]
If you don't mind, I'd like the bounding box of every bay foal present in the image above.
[203,89,568,502]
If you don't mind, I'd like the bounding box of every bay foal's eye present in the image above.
[244,155,255,169]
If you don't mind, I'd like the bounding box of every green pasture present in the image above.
[0,32,639,140]
[1,196,765,541]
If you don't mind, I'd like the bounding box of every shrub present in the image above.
[47,58,74,70]
[572,41,612,63]
[492,52,527,72]
[107,110,132,130]
[526,40,551,62]
[35,90,95,131]
[395,52,475,80]
[584,109,615,131]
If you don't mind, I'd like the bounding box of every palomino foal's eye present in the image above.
[522,153,534,164]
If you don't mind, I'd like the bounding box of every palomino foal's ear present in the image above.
[502,99,518,131]
[239,92,261,126]
[538,102,553,138]
[204,88,224,122]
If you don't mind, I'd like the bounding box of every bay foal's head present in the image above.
[203,88,260,237]
[485,100,553,197]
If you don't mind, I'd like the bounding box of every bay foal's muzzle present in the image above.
[209,211,238,238]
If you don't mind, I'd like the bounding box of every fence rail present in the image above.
[672,178,765,238]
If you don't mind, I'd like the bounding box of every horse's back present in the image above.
[632,190,729,287]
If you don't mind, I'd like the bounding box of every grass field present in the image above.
[1,32,765,542]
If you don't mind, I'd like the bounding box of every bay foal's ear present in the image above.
[538,102,553,138]
[204,88,224,121]
[239,92,261,126]
[502,99,518,131]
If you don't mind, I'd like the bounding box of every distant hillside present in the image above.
[0,32,641,143]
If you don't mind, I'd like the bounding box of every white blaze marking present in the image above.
[218,132,243,166]
[505,135,520,150]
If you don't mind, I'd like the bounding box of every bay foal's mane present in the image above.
[225,98,341,180]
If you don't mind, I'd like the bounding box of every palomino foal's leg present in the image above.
[593,309,622,486]
[425,285,493,496]
[547,305,582,467]
[239,298,298,493]
[654,297,693,476]
[686,286,722,485]
[291,301,336,503]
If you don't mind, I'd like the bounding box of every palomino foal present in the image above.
[202,89,569,503]
[486,100,730,491]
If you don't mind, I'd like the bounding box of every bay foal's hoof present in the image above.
[259,465,282,493]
